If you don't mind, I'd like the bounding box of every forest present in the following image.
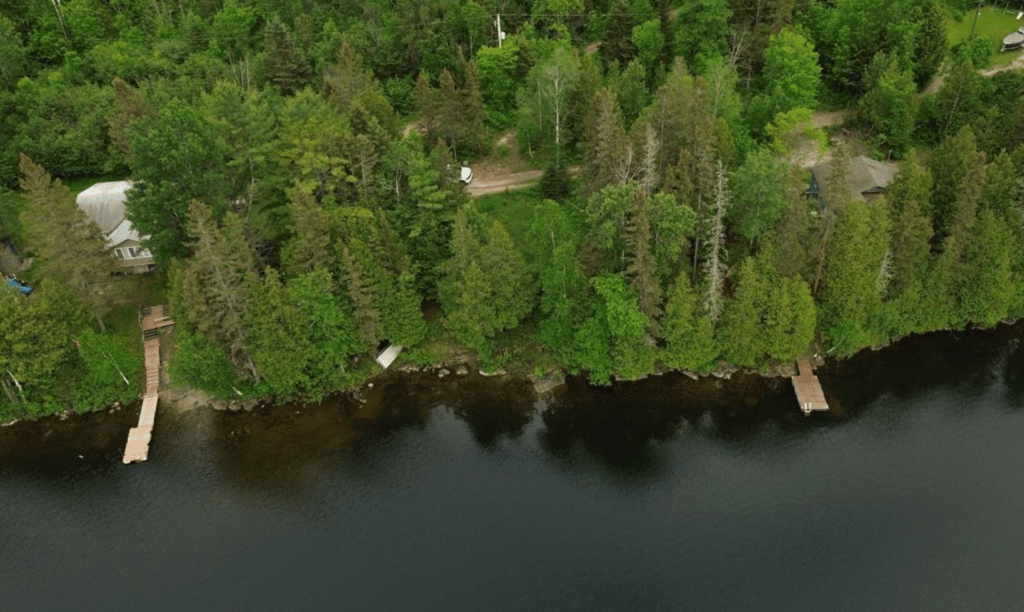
[2,0,1024,418]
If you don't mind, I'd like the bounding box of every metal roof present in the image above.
[76,181,133,235]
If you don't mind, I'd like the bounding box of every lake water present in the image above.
[3,325,1024,611]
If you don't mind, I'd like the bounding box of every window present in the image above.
[114,247,150,260]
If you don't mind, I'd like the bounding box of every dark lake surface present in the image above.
[3,325,1024,611]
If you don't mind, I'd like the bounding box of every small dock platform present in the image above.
[792,357,829,415]
[123,306,173,464]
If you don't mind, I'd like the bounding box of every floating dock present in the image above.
[123,306,173,464]
[792,357,829,415]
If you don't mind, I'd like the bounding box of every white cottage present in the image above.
[76,181,154,273]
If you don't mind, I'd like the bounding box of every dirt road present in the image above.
[465,169,545,196]
[466,166,584,197]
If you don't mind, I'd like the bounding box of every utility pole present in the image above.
[496,13,503,48]
[970,0,983,38]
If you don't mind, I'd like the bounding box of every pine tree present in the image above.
[480,220,535,332]
[339,243,382,348]
[958,208,1014,328]
[888,198,932,298]
[764,274,816,362]
[661,271,718,372]
[820,201,891,352]
[263,16,311,94]
[175,201,258,380]
[718,256,769,368]
[287,268,362,396]
[460,60,487,155]
[414,71,439,140]
[281,187,334,278]
[19,154,116,331]
[583,87,630,192]
[244,267,309,397]
[438,69,462,155]
[624,188,663,332]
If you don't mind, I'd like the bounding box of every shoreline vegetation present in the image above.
[3,1,1024,426]
[5,316,1021,431]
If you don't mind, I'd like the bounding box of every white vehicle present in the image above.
[459,166,473,184]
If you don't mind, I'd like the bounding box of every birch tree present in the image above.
[703,160,729,323]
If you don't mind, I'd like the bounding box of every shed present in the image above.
[809,156,899,206]
[76,181,154,273]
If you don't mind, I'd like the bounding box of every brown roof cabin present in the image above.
[808,155,899,207]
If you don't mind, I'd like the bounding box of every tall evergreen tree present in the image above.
[624,188,662,331]
[19,154,115,331]
[173,201,257,380]
[661,271,718,372]
[244,267,309,397]
[958,208,1014,328]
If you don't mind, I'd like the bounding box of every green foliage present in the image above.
[765,108,826,155]
[475,43,520,127]
[0,280,87,411]
[661,272,718,372]
[632,19,664,76]
[953,34,994,69]
[718,254,816,367]
[169,331,243,399]
[441,212,534,355]
[799,0,923,98]
[752,28,822,133]
[859,53,918,156]
[673,0,732,72]
[517,47,580,157]
[540,158,573,201]
[72,328,142,412]
[245,267,311,398]
[958,207,1014,327]
[729,147,790,242]
[820,201,891,350]
[127,99,227,265]
[571,273,654,384]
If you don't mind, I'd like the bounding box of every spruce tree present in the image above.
[624,188,663,332]
[176,201,258,380]
[19,154,116,331]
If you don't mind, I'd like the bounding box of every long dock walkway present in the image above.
[792,357,829,415]
[123,305,173,464]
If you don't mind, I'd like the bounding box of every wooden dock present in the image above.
[792,357,829,415]
[123,306,173,464]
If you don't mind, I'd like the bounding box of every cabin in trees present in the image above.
[808,156,899,207]
[76,181,154,274]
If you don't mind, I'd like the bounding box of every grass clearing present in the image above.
[475,187,543,246]
[64,174,126,195]
[947,6,1024,67]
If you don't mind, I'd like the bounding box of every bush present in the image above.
[72,328,142,412]
[539,159,572,201]
[953,34,993,69]
[169,331,244,399]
